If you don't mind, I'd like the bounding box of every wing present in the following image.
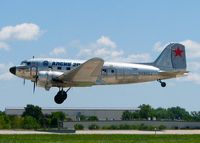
[57,58,104,83]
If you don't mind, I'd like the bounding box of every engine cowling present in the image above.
[37,71,63,90]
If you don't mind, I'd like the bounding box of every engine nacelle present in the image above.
[37,71,63,90]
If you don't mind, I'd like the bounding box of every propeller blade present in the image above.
[33,82,36,93]
[32,66,38,93]
[23,79,25,85]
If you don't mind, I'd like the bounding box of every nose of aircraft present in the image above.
[9,66,16,75]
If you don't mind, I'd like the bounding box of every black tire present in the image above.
[54,91,67,104]
[161,82,166,87]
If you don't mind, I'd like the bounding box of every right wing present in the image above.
[57,58,104,83]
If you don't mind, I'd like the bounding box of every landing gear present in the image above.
[157,79,166,87]
[54,87,71,104]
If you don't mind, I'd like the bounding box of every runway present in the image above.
[1,130,200,134]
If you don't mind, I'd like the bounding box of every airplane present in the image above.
[9,43,188,104]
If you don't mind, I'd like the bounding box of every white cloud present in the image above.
[125,53,151,63]
[0,42,9,50]
[180,40,200,59]
[0,63,14,81]
[77,36,122,61]
[77,36,151,62]
[188,62,200,71]
[153,40,200,84]
[153,41,165,52]
[97,36,117,48]
[0,23,41,41]
[50,47,66,56]
[185,73,200,84]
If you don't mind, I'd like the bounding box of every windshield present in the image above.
[20,61,31,66]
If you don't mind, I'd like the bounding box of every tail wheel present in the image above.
[157,79,166,88]
[161,82,166,87]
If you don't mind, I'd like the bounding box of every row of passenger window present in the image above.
[102,68,139,75]
[49,63,81,71]
[57,67,71,70]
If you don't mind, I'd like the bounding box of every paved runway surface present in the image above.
[76,130,200,134]
[1,130,200,134]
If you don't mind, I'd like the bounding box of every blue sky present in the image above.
[0,0,200,111]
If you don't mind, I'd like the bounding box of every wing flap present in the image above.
[57,58,104,83]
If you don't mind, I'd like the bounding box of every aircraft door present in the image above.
[30,66,37,77]
[116,67,124,80]
[30,61,39,77]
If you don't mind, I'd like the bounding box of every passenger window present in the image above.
[102,69,107,73]
[66,67,71,70]
[111,69,114,73]
[27,62,31,66]
[43,61,49,66]
[57,67,62,70]
[67,63,71,66]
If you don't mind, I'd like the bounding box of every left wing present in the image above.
[57,58,104,83]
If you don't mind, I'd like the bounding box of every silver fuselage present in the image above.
[13,58,186,90]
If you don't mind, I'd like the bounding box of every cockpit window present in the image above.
[20,61,31,66]
[20,61,27,65]
[27,62,31,66]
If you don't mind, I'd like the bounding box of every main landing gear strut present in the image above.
[54,87,71,104]
[157,79,166,87]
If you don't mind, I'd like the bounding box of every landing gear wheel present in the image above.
[157,79,166,88]
[54,90,67,104]
[54,87,71,104]
[161,82,166,87]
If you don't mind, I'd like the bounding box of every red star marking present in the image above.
[173,47,183,57]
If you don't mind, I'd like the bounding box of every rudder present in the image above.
[153,43,186,71]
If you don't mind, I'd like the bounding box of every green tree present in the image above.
[132,111,140,119]
[39,114,52,128]
[167,106,191,121]
[0,112,11,129]
[74,124,84,130]
[50,112,65,128]
[88,124,99,130]
[9,115,23,129]
[80,115,87,121]
[122,111,132,120]
[191,111,200,121]
[22,104,43,121]
[154,107,169,120]
[22,116,40,129]
[139,104,153,120]
[87,116,98,121]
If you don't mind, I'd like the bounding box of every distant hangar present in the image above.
[5,107,139,121]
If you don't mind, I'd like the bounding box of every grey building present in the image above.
[5,107,139,121]
[64,120,200,130]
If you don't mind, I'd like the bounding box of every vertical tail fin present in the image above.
[153,43,186,71]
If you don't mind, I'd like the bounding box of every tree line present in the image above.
[0,105,66,129]
[122,104,200,121]
[1,104,200,129]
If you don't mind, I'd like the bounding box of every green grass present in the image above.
[0,134,200,143]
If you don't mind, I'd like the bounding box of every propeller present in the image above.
[33,67,38,93]
[33,75,38,93]
[23,79,25,85]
